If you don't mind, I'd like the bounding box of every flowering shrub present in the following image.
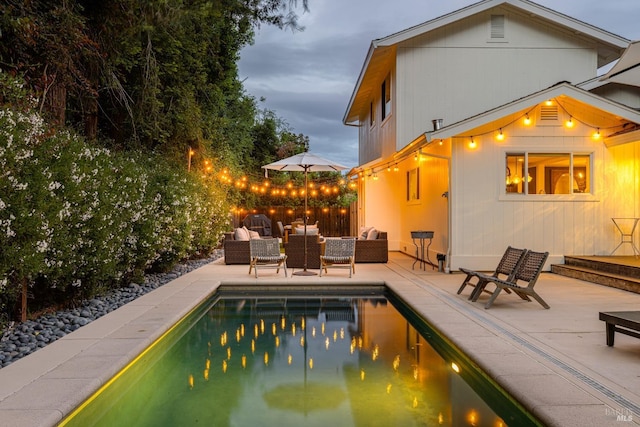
[0,74,230,322]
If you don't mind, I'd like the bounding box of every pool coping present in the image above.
[0,255,638,426]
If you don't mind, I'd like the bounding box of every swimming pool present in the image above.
[60,285,541,426]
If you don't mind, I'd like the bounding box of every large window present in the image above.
[381,73,391,121]
[505,152,591,195]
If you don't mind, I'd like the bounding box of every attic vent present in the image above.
[491,15,505,38]
[539,105,559,121]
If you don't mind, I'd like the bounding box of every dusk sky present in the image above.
[238,0,640,168]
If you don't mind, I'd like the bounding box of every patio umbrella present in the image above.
[600,40,640,87]
[262,152,348,276]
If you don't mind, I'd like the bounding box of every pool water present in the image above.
[61,287,540,426]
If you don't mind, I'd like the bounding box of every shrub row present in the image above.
[0,79,231,323]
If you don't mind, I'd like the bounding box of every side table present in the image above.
[411,231,435,270]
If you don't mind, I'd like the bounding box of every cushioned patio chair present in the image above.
[249,238,287,278]
[320,238,356,278]
[457,246,526,300]
[474,250,550,309]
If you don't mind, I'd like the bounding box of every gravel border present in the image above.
[0,250,223,369]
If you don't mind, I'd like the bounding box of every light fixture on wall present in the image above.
[393,164,399,172]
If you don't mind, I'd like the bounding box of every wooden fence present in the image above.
[233,206,351,237]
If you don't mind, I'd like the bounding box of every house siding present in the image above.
[395,7,597,149]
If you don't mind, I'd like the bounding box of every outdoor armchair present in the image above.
[457,246,526,300]
[248,238,287,278]
[320,238,356,277]
[474,250,550,309]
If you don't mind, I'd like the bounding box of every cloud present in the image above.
[239,0,640,169]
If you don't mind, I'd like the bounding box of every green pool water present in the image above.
[60,286,540,426]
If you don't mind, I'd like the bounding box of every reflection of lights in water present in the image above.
[412,397,418,408]
[236,329,241,342]
[222,360,227,373]
[203,369,209,381]
[240,324,245,337]
[321,323,325,335]
[264,352,269,365]
[350,339,356,354]
[220,332,227,346]
[386,384,392,394]
[260,319,265,334]
[360,369,365,381]
[254,324,259,338]
[272,323,277,336]
[309,358,313,369]
[251,339,255,354]
[358,337,363,349]
[393,355,400,371]
[292,323,296,336]
[333,330,338,342]
[241,355,247,369]
[275,336,280,348]
[281,316,286,330]
[340,328,344,339]
[288,354,292,365]
[312,327,316,337]
[188,374,194,389]
[372,345,379,361]
[413,366,418,380]
[300,336,305,347]
[227,347,231,360]
[438,413,444,424]
[301,317,305,330]
[205,359,210,370]
[325,337,330,350]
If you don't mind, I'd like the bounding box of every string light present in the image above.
[468,137,477,149]
[523,114,531,125]
[565,116,574,128]
[496,128,505,141]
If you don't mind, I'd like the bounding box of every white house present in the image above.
[343,0,640,271]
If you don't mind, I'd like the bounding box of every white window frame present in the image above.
[499,149,598,202]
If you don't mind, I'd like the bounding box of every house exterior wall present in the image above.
[359,65,397,166]
[448,115,640,271]
[394,7,597,150]
[589,84,640,110]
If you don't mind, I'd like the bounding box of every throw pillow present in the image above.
[234,227,250,241]
[367,228,379,240]
[359,226,373,240]
[248,230,261,239]
[295,226,319,235]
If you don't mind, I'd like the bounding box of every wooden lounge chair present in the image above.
[475,250,550,309]
[457,246,526,300]
[249,238,287,278]
[320,238,356,278]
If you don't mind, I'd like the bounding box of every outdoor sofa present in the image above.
[354,231,388,263]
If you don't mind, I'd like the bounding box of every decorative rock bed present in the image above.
[0,250,222,368]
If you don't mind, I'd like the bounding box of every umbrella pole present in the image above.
[293,165,317,276]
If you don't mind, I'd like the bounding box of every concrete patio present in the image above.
[0,252,638,426]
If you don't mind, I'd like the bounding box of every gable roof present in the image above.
[600,40,640,87]
[344,0,631,124]
[425,82,640,145]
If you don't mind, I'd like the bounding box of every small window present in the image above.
[369,102,375,127]
[381,74,391,121]
[505,152,591,195]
